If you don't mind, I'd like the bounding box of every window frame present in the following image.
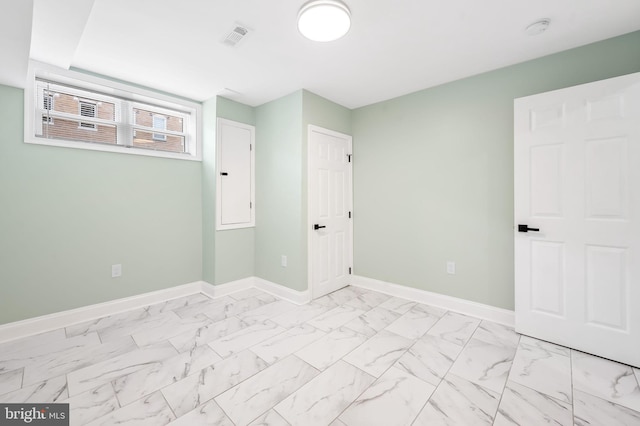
[25,61,202,161]
[151,114,168,142]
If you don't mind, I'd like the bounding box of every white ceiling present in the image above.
[8,0,640,108]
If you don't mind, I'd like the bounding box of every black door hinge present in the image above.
[348,154,352,163]
[348,211,352,218]
[250,202,252,209]
[348,267,352,275]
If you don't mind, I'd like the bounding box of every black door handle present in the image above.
[220,172,228,176]
[518,224,540,233]
[313,224,326,230]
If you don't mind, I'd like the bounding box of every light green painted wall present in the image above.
[254,91,305,289]
[201,98,217,283]
[214,97,256,284]
[352,31,640,310]
[0,84,203,324]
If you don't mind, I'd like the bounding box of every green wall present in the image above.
[201,98,217,283]
[0,85,203,324]
[351,31,640,310]
[214,97,256,285]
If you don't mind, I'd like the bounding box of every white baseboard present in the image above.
[351,275,515,327]
[254,277,311,305]
[0,281,204,344]
[200,277,255,298]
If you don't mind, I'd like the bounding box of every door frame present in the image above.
[307,124,354,300]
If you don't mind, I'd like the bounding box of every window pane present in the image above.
[43,119,117,145]
[39,88,117,144]
[134,108,183,133]
[133,129,185,153]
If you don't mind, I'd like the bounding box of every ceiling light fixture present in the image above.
[298,0,351,42]
[525,19,550,36]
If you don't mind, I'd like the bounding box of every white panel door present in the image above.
[515,72,640,367]
[308,125,353,299]
[216,118,255,230]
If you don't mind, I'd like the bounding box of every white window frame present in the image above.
[77,99,97,130]
[25,61,202,161]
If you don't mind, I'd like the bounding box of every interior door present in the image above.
[514,72,640,367]
[308,125,353,299]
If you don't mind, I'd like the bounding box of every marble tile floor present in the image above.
[1,286,639,425]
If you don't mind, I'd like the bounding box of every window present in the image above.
[78,100,97,130]
[26,62,201,160]
[152,115,167,141]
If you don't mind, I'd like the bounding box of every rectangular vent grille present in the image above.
[223,26,249,47]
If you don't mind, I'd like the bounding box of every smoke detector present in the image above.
[525,19,550,36]
[223,25,250,47]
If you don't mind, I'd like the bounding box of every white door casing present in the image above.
[308,125,353,299]
[216,118,255,230]
[514,72,640,368]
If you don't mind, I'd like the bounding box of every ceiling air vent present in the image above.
[223,25,249,47]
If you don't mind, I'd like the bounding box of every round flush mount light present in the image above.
[298,0,351,42]
[525,19,550,36]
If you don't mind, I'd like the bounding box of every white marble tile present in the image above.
[344,291,391,311]
[311,295,340,309]
[97,311,182,343]
[250,324,326,364]
[519,335,570,356]
[635,367,640,386]
[295,327,369,371]
[448,338,516,394]
[145,293,212,316]
[0,329,66,357]
[339,367,435,426]
[65,383,119,426]
[426,311,480,346]
[65,308,153,337]
[508,338,571,403]
[385,304,445,339]
[343,329,413,378]
[67,341,178,396]
[208,320,286,358]
[572,350,640,412]
[237,300,298,324]
[394,334,463,386]
[168,399,233,426]
[574,389,640,426]
[169,316,248,353]
[0,375,68,403]
[493,381,572,426]
[229,288,270,301]
[215,355,319,426]
[343,307,401,337]
[0,369,23,396]
[22,336,138,386]
[306,305,366,332]
[132,314,212,347]
[172,296,236,319]
[248,410,290,426]
[377,297,416,314]
[162,350,268,417]
[86,392,174,426]
[274,360,375,426]
[112,345,221,406]
[472,321,520,349]
[315,287,361,306]
[329,420,346,426]
[412,373,501,426]
[271,303,332,329]
[1,332,101,374]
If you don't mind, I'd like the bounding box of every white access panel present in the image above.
[216,118,255,230]
[514,72,640,368]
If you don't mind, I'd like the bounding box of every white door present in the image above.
[515,72,640,368]
[308,125,353,299]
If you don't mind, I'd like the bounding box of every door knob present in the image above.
[313,224,326,230]
[518,224,540,233]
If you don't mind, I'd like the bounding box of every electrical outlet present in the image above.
[112,264,122,278]
[446,261,456,275]
[281,255,287,267]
